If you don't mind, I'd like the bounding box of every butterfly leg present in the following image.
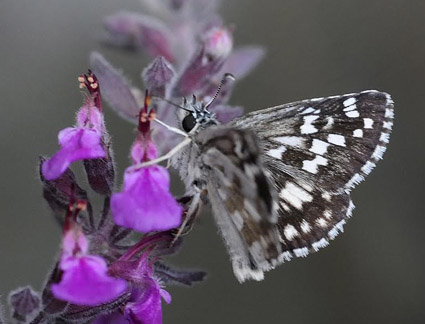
[131,137,192,170]
[171,191,206,245]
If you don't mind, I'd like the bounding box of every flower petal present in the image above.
[42,128,106,180]
[111,166,182,233]
[126,280,163,324]
[93,310,128,324]
[76,105,104,130]
[130,138,158,164]
[52,256,127,306]
[159,289,171,304]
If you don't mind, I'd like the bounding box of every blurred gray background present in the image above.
[1,0,424,323]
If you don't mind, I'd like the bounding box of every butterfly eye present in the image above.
[182,114,197,132]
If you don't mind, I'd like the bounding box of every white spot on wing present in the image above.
[283,224,299,241]
[300,115,319,134]
[347,201,355,218]
[328,219,346,240]
[353,129,363,138]
[343,105,357,112]
[380,133,390,143]
[383,121,393,130]
[301,107,315,115]
[346,173,364,190]
[273,136,304,147]
[324,210,332,219]
[327,134,346,147]
[301,220,311,233]
[346,110,360,118]
[372,145,386,160]
[364,118,374,129]
[266,146,287,159]
[322,192,332,201]
[294,247,309,257]
[280,201,291,212]
[312,238,329,251]
[385,108,394,118]
[279,182,313,210]
[343,97,356,107]
[310,139,330,155]
[302,156,328,174]
[316,218,328,228]
[361,161,376,175]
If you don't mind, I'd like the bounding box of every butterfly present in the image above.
[151,77,394,282]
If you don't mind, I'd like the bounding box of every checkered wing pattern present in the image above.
[232,90,394,263]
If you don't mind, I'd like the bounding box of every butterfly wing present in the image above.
[232,90,394,261]
[195,126,282,282]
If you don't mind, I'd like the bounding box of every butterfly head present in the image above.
[180,73,235,133]
[181,95,217,133]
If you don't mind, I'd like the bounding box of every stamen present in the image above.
[77,70,102,110]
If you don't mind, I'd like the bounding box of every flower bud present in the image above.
[173,26,233,96]
[142,56,175,98]
[203,26,233,62]
[8,286,40,322]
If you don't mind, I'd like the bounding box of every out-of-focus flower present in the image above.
[42,73,107,181]
[111,94,182,233]
[52,203,128,306]
[91,0,265,154]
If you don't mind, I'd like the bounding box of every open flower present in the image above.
[42,73,107,180]
[93,233,206,324]
[124,281,171,324]
[52,203,128,306]
[111,95,182,233]
[101,234,174,324]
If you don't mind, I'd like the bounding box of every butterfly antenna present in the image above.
[205,73,236,109]
[151,96,193,113]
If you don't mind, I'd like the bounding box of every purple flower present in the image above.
[125,282,171,324]
[42,74,107,180]
[52,218,128,306]
[100,234,175,324]
[111,130,182,233]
